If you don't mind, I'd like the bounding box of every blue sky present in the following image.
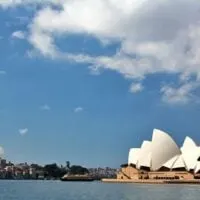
[1,0,200,168]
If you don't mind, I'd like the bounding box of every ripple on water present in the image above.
[0,181,199,200]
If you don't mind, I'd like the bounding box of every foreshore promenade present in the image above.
[101,179,200,184]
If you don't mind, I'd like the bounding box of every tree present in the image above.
[30,164,43,170]
[44,163,66,178]
[69,165,89,175]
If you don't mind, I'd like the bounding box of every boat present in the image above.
[60,174,95,182]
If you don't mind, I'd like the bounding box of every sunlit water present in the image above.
[0,180,199,200]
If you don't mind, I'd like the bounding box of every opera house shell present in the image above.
[128,129,200,173]
[117,129,200,181]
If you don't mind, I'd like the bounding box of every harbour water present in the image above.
[0,180,199,200]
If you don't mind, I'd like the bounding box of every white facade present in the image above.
[128,129,200,173]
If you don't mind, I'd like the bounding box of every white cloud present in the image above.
[0,70,6,75]
[129,83,143,93]
[19,128,28,136]
[161,82,199,104]
[0,146,4,157]
[12,31,25,39]
[3,0,200,104]
[0,0,61,8]
[40,104,51,111]
[27,1,200,76]
[74,107,83,113]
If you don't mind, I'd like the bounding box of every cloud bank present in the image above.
[2,0,200,104]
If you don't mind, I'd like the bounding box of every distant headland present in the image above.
[0,159,117,180]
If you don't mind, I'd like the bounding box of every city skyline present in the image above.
[0,0,200,168]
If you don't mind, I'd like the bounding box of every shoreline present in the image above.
[101,179,200,185]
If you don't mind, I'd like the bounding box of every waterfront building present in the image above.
[29,167,36,178]
[0,158,6,168]
[117,129,200,181]
[88,167,117,179]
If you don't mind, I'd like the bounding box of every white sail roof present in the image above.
[137,141,152,168]
[181,137,200,170]
[127,129,200,173]
[128,148,140,165]
[151,129,181,171]
[181,136,197,150]
[172,155,186,169]
[163,155,179,169]
[195,162,200,174]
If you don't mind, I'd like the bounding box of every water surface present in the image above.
[0,180,199,200]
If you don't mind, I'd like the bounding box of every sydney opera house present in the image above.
[117,129,200,181]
